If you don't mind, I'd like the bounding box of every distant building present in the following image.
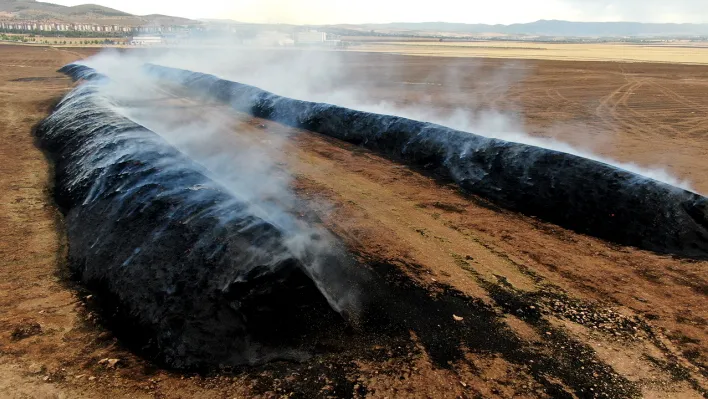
[130,35,163,45]
[0,19,194,37]
[293,30,341,47]
[242,31,295,47]
[295,30,326,44]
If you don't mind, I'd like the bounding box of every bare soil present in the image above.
[0,44,706,398]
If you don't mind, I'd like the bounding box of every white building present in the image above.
[295,30,326,44]
[130,35,163,45]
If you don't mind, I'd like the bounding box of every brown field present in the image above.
[342,36,445,42]
[0,44,707,398]
[350,41,708,64]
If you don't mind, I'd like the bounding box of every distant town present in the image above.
[2,17,708,47]
[0,16,351,47]
[0,20,195,34]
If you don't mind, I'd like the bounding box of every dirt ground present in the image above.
[0,44,706,398]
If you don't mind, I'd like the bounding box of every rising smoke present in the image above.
[40,38,708,368]
[79,44,695,191]
[136,62,708,258]
[68,50,369,320]
[38,62,372,369]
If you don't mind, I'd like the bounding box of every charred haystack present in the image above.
[143,63,708,259]
[37,66,369,369]
[58,63,102,81]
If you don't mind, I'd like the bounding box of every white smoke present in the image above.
[70,47,370,323]
[76,39,695,192]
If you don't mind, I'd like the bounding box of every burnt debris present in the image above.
[38,65,371,369]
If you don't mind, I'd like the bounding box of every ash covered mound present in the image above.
[37,65,370,369]
[142,63,708,259]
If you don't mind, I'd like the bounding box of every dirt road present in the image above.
[0,44,706,398]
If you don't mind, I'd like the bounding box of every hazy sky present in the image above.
[50,0,708,24]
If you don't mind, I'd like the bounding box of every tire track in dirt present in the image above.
[644,80,708,138]
[595,78,655,137]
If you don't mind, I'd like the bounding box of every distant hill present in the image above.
[4,3,707,38]
[0,0,196,25]
[348,20,708,38]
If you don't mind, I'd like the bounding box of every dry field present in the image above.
[342,36,445,42]
[350,40,708,64]
[38,37,127,45]
[0,44,707,398]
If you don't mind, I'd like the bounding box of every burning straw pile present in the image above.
[145,63,708,259]
[36,64,369,369]
[35,61,708,369]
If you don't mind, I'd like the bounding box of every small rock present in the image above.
[453,314,464,322]
[88,376,96,381]
[460,381,467,387]
[96,332,112,341]
[98,358,121,368]
[28,363,44,374]
[11,321,43,341]
[42,376,50,382]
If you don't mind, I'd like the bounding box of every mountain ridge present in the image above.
[345,19,708,37]
[0,0,196,25]
[2,1,707,37]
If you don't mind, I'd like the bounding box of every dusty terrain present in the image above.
[0,44,707,398]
